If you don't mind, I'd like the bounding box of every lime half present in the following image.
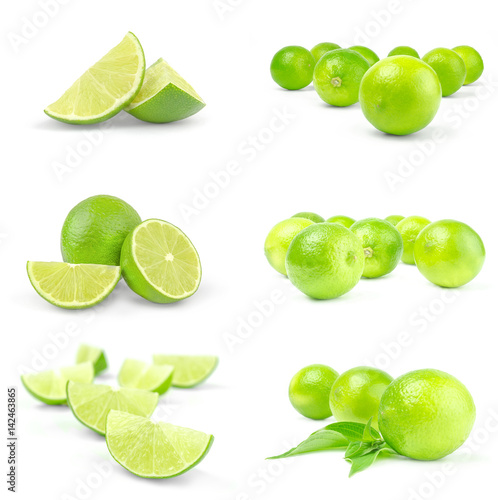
[118,359,174,395]
[76,344,108,375]
[106,410,214,478]
[153,355,219,388]
[45,32,145,124]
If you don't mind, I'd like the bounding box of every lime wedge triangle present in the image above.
[45,32,145,124]
[21,363,94,405]
[153,355,218,388]
[27,262,120,309]
[76,344,108,375]
[67,382,158,435]
[105,410,214,478]
[118,359,174,395]
[125,58,205,123]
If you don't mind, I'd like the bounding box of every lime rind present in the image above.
[75,344,108,375]
[152,355,219,388]
[118,359,174,395]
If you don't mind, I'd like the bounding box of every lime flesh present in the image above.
[118,359,174,395]
[76,344,108,375]
[153,355,218,388]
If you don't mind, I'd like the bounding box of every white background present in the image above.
[2,0,498,499]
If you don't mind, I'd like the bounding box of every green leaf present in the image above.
[346,444,398,477]
[320,421,372,442]
[361,418,381,442]
[345,441,373,459]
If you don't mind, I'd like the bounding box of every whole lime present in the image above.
[285,223,365,300]
[349,45,380,66]
[452,46,484,85]
[311,42,341,62]
[359,56,442,135]
[388,46,420,58]
[289,364,339,420]
[385,215,405,226]
[326,215,356,228]
[379,369,475,460]
[422,48,466,97]
[270,46,315,90]
[329,366,393,429]
[396,216,431,265]
[61,195,141,266]
[292,212,325,223]
[414,219,485,288]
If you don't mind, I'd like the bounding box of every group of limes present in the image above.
[27,195,202,309]
[270,43,484,135]
[264,212,485,299]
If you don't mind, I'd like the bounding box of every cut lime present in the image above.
[105,410,214,478]
[76,344,108,375]
[152,355,219,388]
[126,58,205,123]
[45,32,145,124]
[27,262,120,309]
[120,219,202,304]
[67,382,158,435]
[118,359,174,395]
[21,362,94,405]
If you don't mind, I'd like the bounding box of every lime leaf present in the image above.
[346,444,397,477]
[362,417,381,442]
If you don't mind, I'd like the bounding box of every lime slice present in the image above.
[118,359,174,395]
[105,410,214,478]
[27,262,121,309]
[21,362,94,405]
[120,219,202,304]
[67,382,158,435]
[125,58,205,123]
[45,32,145,124]
[153,355,218,388]
[76,344,108,375]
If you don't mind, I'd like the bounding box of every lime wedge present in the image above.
[67,382,158,435]
[153,355,218,388]
[118,359,174,395]
[120,219,202,304]
[76,344,108,375]
[45,32,145,124]
[125,58,205,123]
[106,410,214,478]
[21,363,94,405]
[27,262,120,309]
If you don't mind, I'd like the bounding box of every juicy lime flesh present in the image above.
[396,216,431,265]
[422,48,466,97]
[270,46,315,90]
[311,42,341,62]
[106,410,214,478]
[292,212,324,223]
[76,344,107,375]
[452,46,484,85]
[118,359,174,394]
[27,262,120,309]
[153,355,218,388]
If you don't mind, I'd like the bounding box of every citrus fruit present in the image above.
[388,46,419,58]
[120,219,201,303]
[106,410,214,478]
[325,215,355,228]
[285,223,365,300]
[329,366,393,429]
[413,219,485,288]
[350,218,403,278]
[292,212,324,223]
[264,218,314,275]
[422,48,466,96]
[359,55,442,135]
[385,215,405,226]
[21,362,94,405]
[452,46,484,85]
[270,46,315,90]
[349,45,380,66]
[76,344,108,375]
[125,58,205,123]
[61,195,141,266]
[288,364,339,420]
[45,32,145,124]
[27,262,120,309]
[152,355,219,388]
[67,382,158,435]
[313,49,370,106]
[311,42,341,62]
[379,369,476,460]
[396,216,431,265]
[118,359,174,395]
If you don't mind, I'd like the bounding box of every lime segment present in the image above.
[118,359,174,395]
[75,344,108,375]
[153,355,219,388]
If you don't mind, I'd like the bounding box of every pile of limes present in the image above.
[270,43,484,135]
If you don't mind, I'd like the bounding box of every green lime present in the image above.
[396,216,431,265]
[285,223,365,300]
[350,218,403,278]
[311,42,341,62]
[288,364,339,420]
[388,46,420,58]
[76,344,108,375]
[153,355,219,388]
[61,195,141,266]
[422,48,466,96]
[313,49,370,106]
[270,46,315,90]
[27,262,120,309]
[385,215,405,226]
[126,58,205,123]
[118,359,174,395]
[45,32,145,124]
[329,366,393,430]
[359,55,442,135]
[292,212,325,223]
[67,382,158,435]
[452,46,484,85]
[349,45,380,66]
[120,219,201,303]
[106,410,214,478]
[265,218,314,275]
[379,369,475,460]
[325,215,356,228]
[414,219,485,288]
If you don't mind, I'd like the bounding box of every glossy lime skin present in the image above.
[396,216,431,265]
[349,45,380,66]
[388,46,420,58]
[292,212,325,223]
[452,45,484,85]
[422,48,466,97]
[326,215,355,228]
[385,215,405,226]
[311,42,341,62]
[414,219,485,288]
[379,369,476,460]
[270,46,315,90]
